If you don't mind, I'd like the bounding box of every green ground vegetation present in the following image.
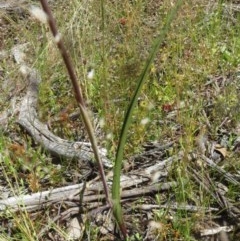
[1,0,240,240]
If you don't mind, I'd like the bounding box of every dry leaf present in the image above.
[67,217,83,240]
[214,144,227,158]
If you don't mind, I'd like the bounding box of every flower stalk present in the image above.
[39,0,110,205]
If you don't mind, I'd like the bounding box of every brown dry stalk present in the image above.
[39,0,110,204]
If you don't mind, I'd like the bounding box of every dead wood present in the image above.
[0,157,177,213]
[16,66,111,169]
[0,0,26,10]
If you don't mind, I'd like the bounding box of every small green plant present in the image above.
[112,1,183,237]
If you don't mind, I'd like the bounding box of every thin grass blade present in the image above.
[112,0,183,238]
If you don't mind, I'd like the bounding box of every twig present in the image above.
[200,225,233,237]
[201,155,240,185]
[138,203,219,212]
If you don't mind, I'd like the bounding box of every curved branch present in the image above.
[17,68,110,166]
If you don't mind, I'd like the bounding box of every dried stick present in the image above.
[39,0,110,205]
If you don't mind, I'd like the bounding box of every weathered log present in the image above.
[0,155,178,213]
[16,67,111,168]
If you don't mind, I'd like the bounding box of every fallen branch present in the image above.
[16,67,111,168]
[200,225,233,237]
[0,170,177,213]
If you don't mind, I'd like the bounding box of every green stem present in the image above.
[112,1,183,238]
